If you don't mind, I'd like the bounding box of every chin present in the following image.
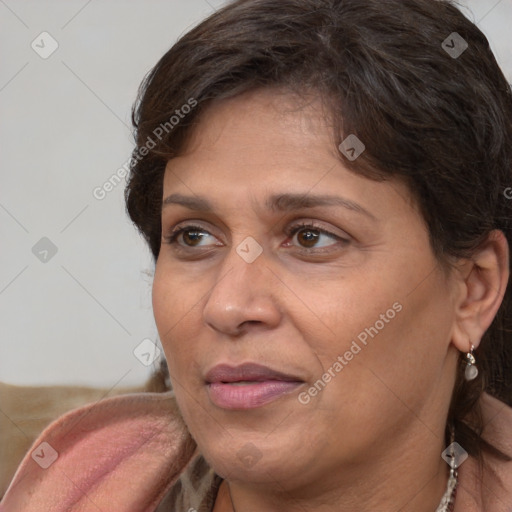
[194,425,313,483]
[203,444,293,485]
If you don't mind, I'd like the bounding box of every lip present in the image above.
[205,363,304,410]
[205,362,302,384]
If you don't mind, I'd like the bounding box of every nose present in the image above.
[202,243,282,336]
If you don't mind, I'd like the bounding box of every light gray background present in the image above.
[1,0,511,388]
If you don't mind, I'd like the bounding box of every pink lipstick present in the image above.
[205,363,304,409]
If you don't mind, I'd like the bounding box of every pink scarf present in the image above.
[0,391,510,511]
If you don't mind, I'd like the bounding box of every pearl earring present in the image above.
[464,344,478,381]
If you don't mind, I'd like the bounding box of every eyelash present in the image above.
[162,222,348,253]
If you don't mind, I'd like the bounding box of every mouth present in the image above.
[205,362,305,410]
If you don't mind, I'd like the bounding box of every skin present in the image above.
[152,87,509,512]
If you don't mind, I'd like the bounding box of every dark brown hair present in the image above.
[125,0,512,469]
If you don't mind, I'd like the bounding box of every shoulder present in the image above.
[456,392,512,512]
[0,391,196,512]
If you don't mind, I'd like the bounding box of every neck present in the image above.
[218,430,450,512]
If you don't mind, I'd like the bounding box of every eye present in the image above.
[163,224,219,248]
[285,222,349,251]
[162,221,350,253]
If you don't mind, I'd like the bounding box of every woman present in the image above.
[1,0,511,510]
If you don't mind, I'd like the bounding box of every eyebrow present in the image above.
[162,192,375,219]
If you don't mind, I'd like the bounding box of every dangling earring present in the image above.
[464,344,478,381]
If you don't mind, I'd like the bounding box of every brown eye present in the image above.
[288,223,346,250]
[182,229,206,246]
[296,229,320,248]
[163,225,215,247]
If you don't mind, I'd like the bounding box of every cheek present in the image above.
[152,264,195,372]
[297,271,400,365]
[314,273,454,430]
[152,270,173,349]
[305,254,453,386]
[152,260,200,332]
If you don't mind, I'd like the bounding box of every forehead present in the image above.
[173,88,338,166]
[161,88,418,220]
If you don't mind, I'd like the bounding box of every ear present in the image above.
[451,229,509,352]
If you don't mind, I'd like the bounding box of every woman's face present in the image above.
[153,88,459,490]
